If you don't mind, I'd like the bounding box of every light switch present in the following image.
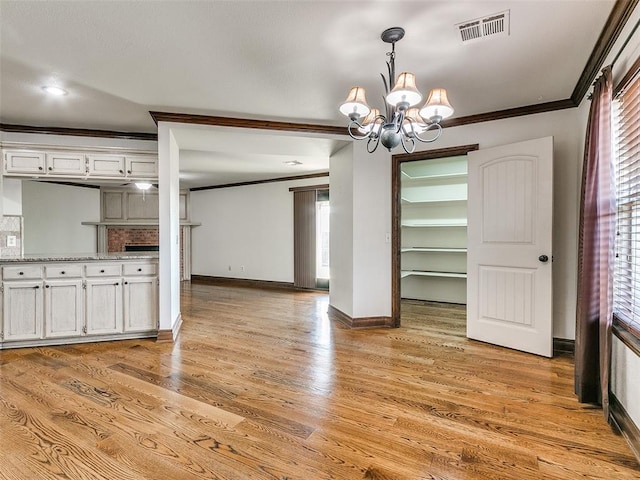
[7,235,17,247]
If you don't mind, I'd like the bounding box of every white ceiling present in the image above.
[0,0,617,187]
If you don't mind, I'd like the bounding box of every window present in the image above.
[613,65,640,338]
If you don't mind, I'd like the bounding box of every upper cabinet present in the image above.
[2,146,157,181]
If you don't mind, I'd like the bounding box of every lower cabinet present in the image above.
[44,279,84,338]
[2,280,43,341]
[0,259,158,348]
[85,278,123,335]
[123,277,158,332]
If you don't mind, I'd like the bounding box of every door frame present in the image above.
[391,144,479,327]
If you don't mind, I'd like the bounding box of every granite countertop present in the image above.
[0,252,159,263]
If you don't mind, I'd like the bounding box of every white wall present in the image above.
[22,181,100,254]
[612,337,640,427]
[3,178,22,215]
[415,108,583,339]
[352,144,392,318]
[329,144,354,316]
[190,175,329,283]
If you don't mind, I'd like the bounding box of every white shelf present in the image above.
[401,247,467,253]
[401,198,466,205]
[402,172,467,182]
[401,270,467,279]
[402,220,467,227]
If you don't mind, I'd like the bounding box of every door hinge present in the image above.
[82,281,87,290]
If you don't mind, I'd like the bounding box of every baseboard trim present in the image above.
[327,304,393,329]
[553,338,575,356]
[156,313,183,343]
[609,393,640,464]
[191,275,322,292]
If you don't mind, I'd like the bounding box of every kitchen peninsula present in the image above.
[0,252,158,349]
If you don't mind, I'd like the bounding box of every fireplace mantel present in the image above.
[82,221,201,226]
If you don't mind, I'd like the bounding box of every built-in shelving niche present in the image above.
[400,155,467,304]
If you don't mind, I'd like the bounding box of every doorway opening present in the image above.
[391,144,479,326]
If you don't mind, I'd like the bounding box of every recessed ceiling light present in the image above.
[42,85,68,96]
[284,160,302,166]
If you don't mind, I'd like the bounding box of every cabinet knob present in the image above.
[124,281,129,285]
[34,285,40,289]
[48,166,53,171]
[114,282,119,286]
[38,166,43,171]
[119,169,124,174]
[100,269,105,273]
[137,268,142,272]
[61,271,65,275]
[45,284,50,288]
[127,170,132,174]
[18,271,23,275]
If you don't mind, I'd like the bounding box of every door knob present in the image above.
[539,255,549,263]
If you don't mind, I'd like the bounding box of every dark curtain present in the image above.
[575,65,615,419]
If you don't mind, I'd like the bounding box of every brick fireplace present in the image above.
[102,225,190,280]
[107,227,159,253]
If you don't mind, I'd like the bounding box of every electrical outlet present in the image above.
[7,235,16,247]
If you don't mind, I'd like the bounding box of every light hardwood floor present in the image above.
[0,282,638,479]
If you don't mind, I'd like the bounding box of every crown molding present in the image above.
[149,111,347,136]
[190,171,329,192]
[0,123,157,141]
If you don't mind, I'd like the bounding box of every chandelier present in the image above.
[339,27,454,154]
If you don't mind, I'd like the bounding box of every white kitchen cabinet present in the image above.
[43,263,84,338]
[86,154,126,177]
[4,150,45,174]
[44,279,84,337]
[85,278,123,335]
[126,156,157,178]
[2,280,43,341]
[45,152,87,176]
[123,277,158,332]
[3,147,157,181]
[1,259,157,348]
[127,192,160,220]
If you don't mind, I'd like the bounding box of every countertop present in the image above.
[0,252,159,263]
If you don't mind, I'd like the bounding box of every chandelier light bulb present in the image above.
[339,87,371,120]
[386,72,422,109]
[419,88,454,122]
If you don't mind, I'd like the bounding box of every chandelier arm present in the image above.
[367,135,381,153]
[412,122,444,144]
[346,119,373,141]
[394,110,405,134]
[400,133,416,154]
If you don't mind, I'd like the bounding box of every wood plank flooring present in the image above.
[1,282,638,479]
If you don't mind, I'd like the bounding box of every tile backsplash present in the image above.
[0,215,23,257]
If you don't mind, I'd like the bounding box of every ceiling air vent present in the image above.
[457,10,509,43]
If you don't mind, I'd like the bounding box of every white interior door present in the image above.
[467,137,553,357]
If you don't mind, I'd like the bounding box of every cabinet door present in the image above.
[127,192,159,220]
[102,192,125,221]
[44,280,84,338]
[85,278,123,334]
[46,152,86,176]
[123,277,157,332]
[126,156,157,178]
[2,281,43,341]
[87,154,126,177]
[4,150,45,175]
